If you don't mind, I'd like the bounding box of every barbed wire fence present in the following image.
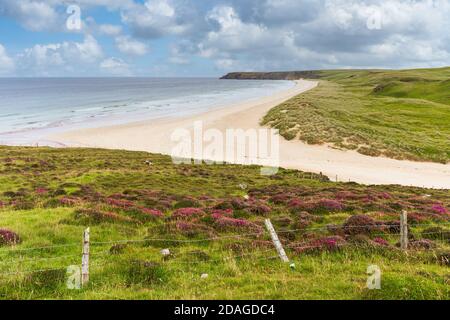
[0,211,449,288]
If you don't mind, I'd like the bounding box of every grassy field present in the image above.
[261,67,450,163]
[0,146,449,300]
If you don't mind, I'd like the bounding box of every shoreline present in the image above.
[49,79,450,189]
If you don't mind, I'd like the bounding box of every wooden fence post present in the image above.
[265,219,289,263]
[81,227,90,287]
[400,211,408,250]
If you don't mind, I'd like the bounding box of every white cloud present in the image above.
[192,0,450,71]
[0,0,136,33]
[121,0,192,38]
[16,35,104,76]
[145,0,175,17]
[198,5,328,70]
[115,36,148,56]
[202,6,276,54]
[214,58,236,70]
[168,41,194,65]
[0,44,15,75]
[73,35,104,63]
[100,57,131,75]
[99,24,123,36]
[1,0,450,74]
[0,0,59,31]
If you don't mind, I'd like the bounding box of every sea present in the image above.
[0,77,293,145]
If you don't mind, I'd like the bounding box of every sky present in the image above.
[0,0,449,77]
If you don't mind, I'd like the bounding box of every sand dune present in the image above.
[50,80,450,189]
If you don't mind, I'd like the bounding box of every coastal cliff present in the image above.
[220,71,321,80]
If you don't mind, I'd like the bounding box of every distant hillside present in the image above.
[261,67,450,163]
[220,71,322,80]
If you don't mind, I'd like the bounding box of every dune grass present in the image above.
[0,146,449,300]
[262,67,450,163]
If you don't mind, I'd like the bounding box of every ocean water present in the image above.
[0,78,293,145]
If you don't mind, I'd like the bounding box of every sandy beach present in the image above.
[50,79,450,189]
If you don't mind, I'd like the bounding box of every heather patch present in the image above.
[139,208,164,218]
[245,202,271,215]
[407,212,427,225]
[312,199,344,213]
[172,208,205,219]
[59,196,81,207]
[0,146,449,299]
[208,208,234,217]
[35,188,49,195]
[74,208,137,225]
[409,239,436,250]
[0,229,21,246]
[335,191,361,201]
[159,221,217,239]
[288,198,309,211]
[212,214,261,233]
[11,199,35,211]
[343,215,381,236]
[293,236,347,254]
[105,198,135,209]
[431,204,448,215]
[269,194,293,205]
[372,237,390,247]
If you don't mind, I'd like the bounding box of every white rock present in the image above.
[161,249,171,256]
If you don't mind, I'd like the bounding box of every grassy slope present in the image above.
[0,146,449,300]
[261,67,450,163]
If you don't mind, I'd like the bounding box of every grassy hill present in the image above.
[0,146,449,299]
[250,67,450,163]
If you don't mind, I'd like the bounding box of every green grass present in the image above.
[262,67,450,163]
[0,146,449,300]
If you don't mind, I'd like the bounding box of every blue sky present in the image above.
[0,0,449,77]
